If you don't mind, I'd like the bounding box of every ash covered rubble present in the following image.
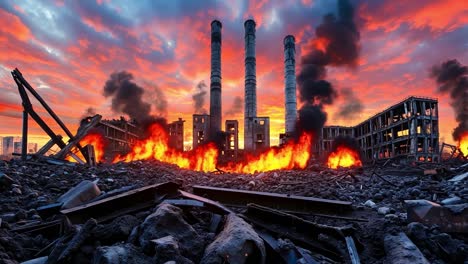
[0,158,467,264]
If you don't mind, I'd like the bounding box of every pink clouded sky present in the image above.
[0,0,467,148]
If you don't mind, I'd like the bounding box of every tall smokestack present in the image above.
[284,35,297,136]
[244,19,257,150]
[210,20,222,138]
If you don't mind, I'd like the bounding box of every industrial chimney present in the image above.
[209,20,222,138]
[244,19,257,150]
[284,35,297,136]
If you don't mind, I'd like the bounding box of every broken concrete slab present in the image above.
[21,256,48,264]
[93,243,151,264]
[383,232,429,264]
[138,203,203,260]
[405,200,467,233]
[448,171,468,182]
[57,180,101,209]
[201,213,266,264]
[152,236,194,264]
[92,215,140,245]
[441,196,463,205]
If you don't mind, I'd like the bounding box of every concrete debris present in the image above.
[92,215,140,245]
[383,232,429,264]
[405,199,467,233]
[448,171,468,182]
[137,203,204,260]
[1,159,467,263]
[364,200,376,208]
[21,256,48,264]
[152,236,194,264]
[93,243,151,264]
[201,213,266,264]
[57,180,101,209]
[378,207,391,215]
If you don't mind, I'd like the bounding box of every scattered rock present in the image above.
[93,243,151,264]
[57,180,101,209]
[201,213,266,264]
[378,207,391,215]
[383,232,429,264]
[364,200,376,208]
[138,203,203,260]
[152,236,194,264]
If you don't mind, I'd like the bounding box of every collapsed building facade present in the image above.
[318,96,440,162]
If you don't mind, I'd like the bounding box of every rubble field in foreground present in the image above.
[0,159,467,264]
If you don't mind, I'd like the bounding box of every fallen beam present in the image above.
[61,182,180,224]
[405,200,467,233]
[179,190,233,215]
[192,185,352,214]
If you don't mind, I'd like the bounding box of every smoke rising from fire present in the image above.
[192,80,207,114]
[430,59,468,141]
[103,71,167,126]
[296,0,360,136]
[224,96,243,117]
[337,88,364,120]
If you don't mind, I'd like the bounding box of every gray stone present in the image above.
[440,196,463,205]
[364,200,376,208]
[93,243,151,264]
[378,207,391,215]
[57,180,101,209]
[11,187,22,195]
[138,203,203,260]
[201,213,266,264]
[383,232,429,264]
[152,236,194,264]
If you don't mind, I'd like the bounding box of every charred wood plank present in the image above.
[61,182,180,224]
[192,185,352,214]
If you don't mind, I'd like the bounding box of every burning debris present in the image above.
[327,136,362,169]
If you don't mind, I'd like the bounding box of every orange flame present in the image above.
[66,132,106,163]
[327,146,362,169]
[113,123,218,172]
[222,133,312,174]
[112,123,312,174]
[459,132,468,157]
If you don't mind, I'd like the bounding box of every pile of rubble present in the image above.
[0,158,467,264]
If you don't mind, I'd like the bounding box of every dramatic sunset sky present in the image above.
[0,0,467,148]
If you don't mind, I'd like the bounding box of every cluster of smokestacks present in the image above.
[296,0,360,137]
[430,59,468,141]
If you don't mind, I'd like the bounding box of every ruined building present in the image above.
[225,120,239,159]
[168,118,185,151]
[192,114,210,149]
[318,96,440,162]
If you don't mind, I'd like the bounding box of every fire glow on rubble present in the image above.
[111,123,312,173]
[67,132,106,163]
[327,146,362,169]
[113,123,218,172]
[460,132,468,157]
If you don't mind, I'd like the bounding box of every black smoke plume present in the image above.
[80,107,97,120]
[337,88,363,120]
[144,81,168,117]
[192,80,207,114]
[430,59,468,141]
[224,96,243,117]
[296,0,360,137]
[103,71,167,129]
